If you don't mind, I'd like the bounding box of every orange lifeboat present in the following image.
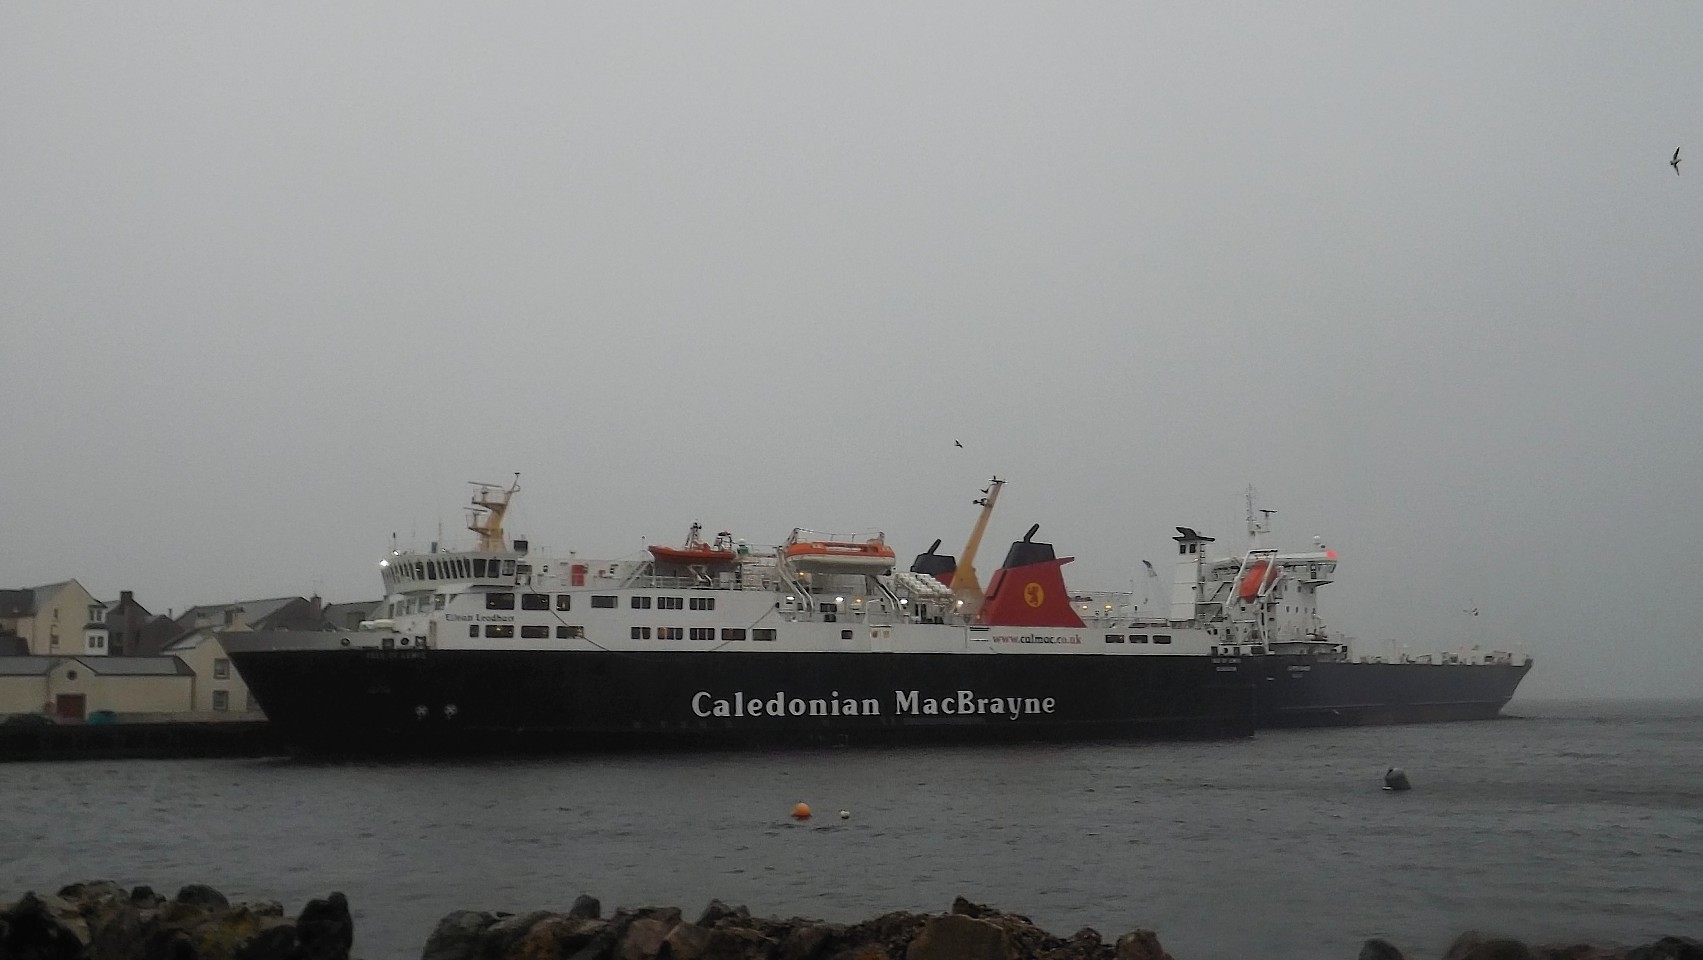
[649,522,738,566]
[1237,559,1274,602]
[783,533,896,574]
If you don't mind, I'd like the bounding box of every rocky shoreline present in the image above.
[2,883,1697,960]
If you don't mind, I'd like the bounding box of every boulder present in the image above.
[619,917,678,960]
[295,892,353,960]
[568,896,602,922]
[700,925,776,960]
[0,892,91,960]
[1113,929,1171,960]
[507,917,607,960]
[422,910,500,960]
[1445,933,1535,960]
[176,885,232,912]
[698,901,751,929]
[1627,938,1703,960]
[776,922,838,960]
[905,914,1014,960]
[1358,938,1406,960]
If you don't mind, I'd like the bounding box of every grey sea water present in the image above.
[2,699,1698,960]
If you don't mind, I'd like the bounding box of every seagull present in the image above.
[954,440,963,448]
[1673,147,1682,175]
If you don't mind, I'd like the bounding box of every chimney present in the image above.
[120,590,134,605]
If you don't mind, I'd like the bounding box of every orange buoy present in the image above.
[791,802,812,820]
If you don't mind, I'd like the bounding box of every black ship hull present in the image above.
[230,647,1257,756]
[1253,656,1532,727]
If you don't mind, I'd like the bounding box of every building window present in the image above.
[213,658,231,679]
[721,628,747,641]
[689,597,716,611]
[591,595,617,608]
[657,596,683,610]
[521,593,549,611]
[212,690,229,712]
[485,592,516,610]
[630,596,652,610]
[631,626,651,640]
[752,629,777,641]
[555,595,572,611]
[484,624,515,638]
[658,627,683,640]
[520,625,550,639]
[689,628,715,641]
[555,625,585,639]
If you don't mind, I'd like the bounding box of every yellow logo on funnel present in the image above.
[1024,582,1045,608]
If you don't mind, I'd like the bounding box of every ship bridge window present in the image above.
[486,592,516,610]
[657,596,684,611]
[1153,634,1173,644]
[501,560,515,577]
[631,596,652,610]
[415,562,426,579]
[521,593,549,611]
[690,597,716,611]
[721,628,747,641]
[556,595,572,612]
[434,594,446,610]
[591,595,617,609]
[520,625,550,639]
[473,559,488,577]
[556,625,584,639]
[484,624,514,638]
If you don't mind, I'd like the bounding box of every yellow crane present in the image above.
[466,474,520,552]
[951,477,1004,616]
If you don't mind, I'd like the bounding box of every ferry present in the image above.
[222,479,1530,755]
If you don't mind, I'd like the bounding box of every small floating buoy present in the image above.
[791,802,812,820]
[839,810,850,820]
[1383,767,1411,792]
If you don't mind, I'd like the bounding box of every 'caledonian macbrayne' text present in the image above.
[691,690,1057,719]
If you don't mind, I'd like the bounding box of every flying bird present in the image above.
[954,440,963,448]
[1673,147,1682,175]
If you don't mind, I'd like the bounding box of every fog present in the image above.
[4,3,1700,699]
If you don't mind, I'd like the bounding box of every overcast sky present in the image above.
[4,4,1700,698]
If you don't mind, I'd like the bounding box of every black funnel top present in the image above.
[910,538,957,578]
[1000,523,1057,568]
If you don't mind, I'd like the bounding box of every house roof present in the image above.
[77,656,193,677]
[0,656,57,676]
[174,597,303,630]
[0,636,29,657]
[322,601,381,628]
[0,590,36,618]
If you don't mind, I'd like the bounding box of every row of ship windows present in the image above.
[483,593,717,612]
[471,624,773,641]
[399,558,516,582]
[1102,634,1175,644]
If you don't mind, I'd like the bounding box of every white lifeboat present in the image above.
[782,530,896,575]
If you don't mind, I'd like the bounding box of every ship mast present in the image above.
[951,477,1005,616]
[466,474,520,552]
[1245,484,1276,549]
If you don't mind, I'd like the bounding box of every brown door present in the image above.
[54,694,86,721]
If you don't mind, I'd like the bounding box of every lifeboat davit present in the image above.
[783,536,896,574]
